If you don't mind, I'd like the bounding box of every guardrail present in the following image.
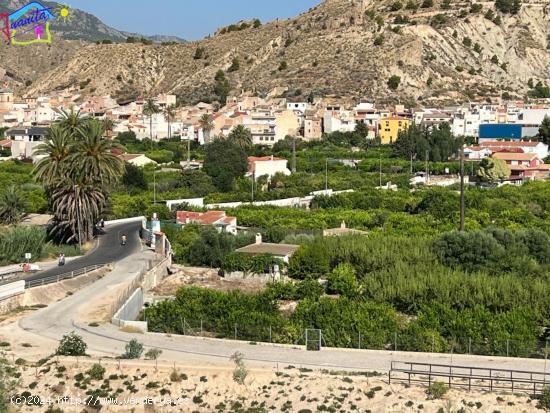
[24,264,109,289]
[389,361,550,395]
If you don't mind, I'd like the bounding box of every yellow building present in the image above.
[378,116,410,144]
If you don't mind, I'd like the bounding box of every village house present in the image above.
[248,155,291,180]
[491,152,550,180]
[4,126,49,161]
[378,116,410,144]
[176,210,237,235]
[236,233,299,264]
[117,153,157,167]
[303,113,323,140]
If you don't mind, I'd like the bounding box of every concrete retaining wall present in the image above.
[111,256,170,328]
[105,217,146,227]
[112,288,145,326]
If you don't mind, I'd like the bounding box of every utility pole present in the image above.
[379,154,382,187]
[410,152,413,175]
[425,150,429,184]
[325,158,328,191]
[460,143,465,231]
[187,137,191,167]
[292,135,296,173]
[251,173,254,202]
[153,169,156,204]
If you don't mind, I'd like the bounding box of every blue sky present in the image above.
[68,0,321,40]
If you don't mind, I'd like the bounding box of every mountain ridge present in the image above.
[3,0,550,104]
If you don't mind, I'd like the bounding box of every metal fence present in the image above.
[144,317,550,360]
[24,264,108,289]
[390,361,550,395]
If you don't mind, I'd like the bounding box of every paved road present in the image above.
[10,241,550,375]
[23,222,142,283]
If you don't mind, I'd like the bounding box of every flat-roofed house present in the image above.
[236,234,299,263]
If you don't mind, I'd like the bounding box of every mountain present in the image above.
[0,0,127,42]
[7,0,550,104]
[0,1,186,43]
[126,34,187,44]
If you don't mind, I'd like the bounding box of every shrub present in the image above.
[122,339,143,359]
[387,75,401,90]
[231,351,248,384]
[426,381,448,399]
[327,263,359,297]
[170,369,182,382]
[539,386,550,409]
[144,348,162,360]
[56,332,87,356]
[87,364,106,380]
[374,35,384,46]
[278,61,288,71]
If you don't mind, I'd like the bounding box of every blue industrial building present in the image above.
[479,124,523,141]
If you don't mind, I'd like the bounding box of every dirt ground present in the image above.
[1,355,539,413]
[151,266,268,296]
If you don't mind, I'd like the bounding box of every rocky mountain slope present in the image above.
[7,0,550,104]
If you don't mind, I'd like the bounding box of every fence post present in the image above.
[234,324,237,340]
[358,332,361,350]
[394,332,397,351]
[269,325,272,343]
[200,320,203,336]
[506,339,509,357]
[71,271,74,278]
[432,334,435,353]
[468,338,472,355]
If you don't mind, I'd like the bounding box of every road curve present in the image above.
[23,222,142,283]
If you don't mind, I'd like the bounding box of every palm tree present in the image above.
[0,186,27,225]
[199,113,214,143]
[69,120,124,187]
[49,177,106,244]
[228,124,253,149]
[101,118,116,138]
[164,105,177,139]
[56,106,89,137]
[142,98,160,141]
[32,125,72,186]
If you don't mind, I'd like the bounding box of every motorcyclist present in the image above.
[58,253,65,266]
[121,234,127,246]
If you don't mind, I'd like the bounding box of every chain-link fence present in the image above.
[144,316,550,359]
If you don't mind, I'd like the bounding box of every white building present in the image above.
[323,110,356,133]
[248,156,291,179]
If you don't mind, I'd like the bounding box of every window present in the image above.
[270,137,274,141]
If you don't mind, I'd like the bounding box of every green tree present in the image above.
[278,61,288,71]
[228,125,253,149]
[122,163,148,192]
[180,170,216,197]
[477,157,510,182]
[142,98,160,141]
[49,177,107,244]
[164,104,177,139]
[101,118,116,137]
[387,75,401,90]
[327,263,359,297]
[70,120,124,187]
[214,78,231,105]
[188,226,235,267]
[203,138,248,191]
[32,125,72,186]
[288,240,330,279]
[538,115,550,145]
[374,35,384,46]
[228,57,240,72]
[55,106,89,137]
[193,46,205,59]
[0,186,27,225]
[199,113,214,142]
[122,339,143,359]
[56,332,87,356]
